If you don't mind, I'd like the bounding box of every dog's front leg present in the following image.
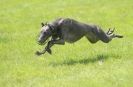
[35,41,53,56]
[35,49,47,56]
[44,41,54,54]
[35,41,53,55]
[52,39,65,45]
[36,39,65,55]
[45,39,65,54]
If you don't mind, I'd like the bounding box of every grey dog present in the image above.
[36,18,123,55]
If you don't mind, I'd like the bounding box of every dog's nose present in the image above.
[38,37,42,42]
[38,39,40,42]
[37,39,40,42]
[38,39,42,44]
[38,39,45,45]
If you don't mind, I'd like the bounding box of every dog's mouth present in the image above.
[38,38,50,45]
[38,41,47,45]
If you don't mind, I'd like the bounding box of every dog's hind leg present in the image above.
[94,28,123,43]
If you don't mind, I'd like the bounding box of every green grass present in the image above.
[0,0,133,87]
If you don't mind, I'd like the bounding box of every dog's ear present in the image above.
[45,22,48,25]
[41,22,45,27]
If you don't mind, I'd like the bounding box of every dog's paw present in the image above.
[47,49,52,54]
[35,51,42,56]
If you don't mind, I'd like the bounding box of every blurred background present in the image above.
[0,0,133,87]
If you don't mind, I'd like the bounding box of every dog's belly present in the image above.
[64,33,84,43]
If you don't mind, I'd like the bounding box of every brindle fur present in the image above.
[36,18,123,55]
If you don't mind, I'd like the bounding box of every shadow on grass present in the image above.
[50,54,109,67]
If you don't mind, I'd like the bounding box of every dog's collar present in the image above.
[47,24,55,31]
[42,22,57,35]
[47,24,57,35]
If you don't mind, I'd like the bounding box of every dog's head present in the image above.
[38,23,53,45]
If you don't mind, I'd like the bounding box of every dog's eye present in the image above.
[40,30,43,33]
[43,32,47,34]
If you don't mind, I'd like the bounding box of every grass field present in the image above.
[0,0,133,87]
